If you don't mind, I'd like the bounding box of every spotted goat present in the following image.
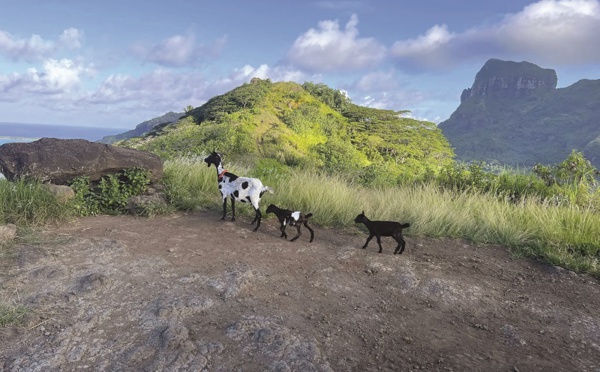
[204,151,273,231]
[266,204,315,242]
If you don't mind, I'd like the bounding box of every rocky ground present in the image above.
[1,210,599,371]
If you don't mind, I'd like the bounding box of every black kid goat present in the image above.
[354,211,410,254]
[204,151,273,231]
[266,204,314,242]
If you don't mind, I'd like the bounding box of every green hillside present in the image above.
[120,79,454,186]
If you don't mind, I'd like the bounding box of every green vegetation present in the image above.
[0,302,29,327]
[1,150,599,278]
[1,79,599,287]
[0,180,71,226]
[158,156,599,276]
[439,59,600,168]
[69,167,152,216]
[120,79,454,184]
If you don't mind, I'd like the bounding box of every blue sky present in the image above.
[1,0,599,130]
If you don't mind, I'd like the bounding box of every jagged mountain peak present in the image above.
[460,59,557,102]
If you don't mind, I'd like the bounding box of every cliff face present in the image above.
[439,59,600,167]
[460,59,557,102]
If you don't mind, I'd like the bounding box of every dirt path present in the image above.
[1,210,599,371]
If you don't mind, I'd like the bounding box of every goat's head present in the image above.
[204,151,222,168]
[354,211,367,224]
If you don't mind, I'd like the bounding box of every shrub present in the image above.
[69,168,151,216]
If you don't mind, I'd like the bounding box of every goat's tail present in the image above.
[305,213,313,219]
[401,223,410,229]
[260,186,274,197]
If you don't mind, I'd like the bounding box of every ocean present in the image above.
[0,122,129,144]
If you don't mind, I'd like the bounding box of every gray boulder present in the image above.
[42,184,76,203]
[0,138,163,184]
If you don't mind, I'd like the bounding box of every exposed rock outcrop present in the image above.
[461,59,557,102]
[0,138,163,184]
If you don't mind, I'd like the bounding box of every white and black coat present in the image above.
[204,151,273,231]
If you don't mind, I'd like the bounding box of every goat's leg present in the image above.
[395,235,406,254]
[221,197,228,220]
[375,235,384,253]
[230,196,236,221]
[392,232,405,254]
[250,203,259,224]
[392,231,401,254]
[252,208,262,232]
[304,221,314,242]
[362,234,374,249]
[280,223,288,239]
[290,225,302,242]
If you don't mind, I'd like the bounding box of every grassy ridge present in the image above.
[163,157,599,276]
[122,80,455,185]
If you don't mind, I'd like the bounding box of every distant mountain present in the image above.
[438,59,600,167]
[98,112,183,144]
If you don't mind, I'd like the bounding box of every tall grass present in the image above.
[1,157,597,277]
[162,155,235,211]
[163,156,600,276]
[0,180,71,226]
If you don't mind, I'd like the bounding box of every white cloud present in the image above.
[59,28,84,50]
[390,24,457,68]
[132,32,227,67]
[0,31,55,62]
[286,14,386,72]
[0,28,84,62]
[355,70,400,92]
[0,58,94,100]
[342,70,426,114]
[218,64,306,86]
[499,0,600,63]
[390,0,600,69]
[86,69,203,106]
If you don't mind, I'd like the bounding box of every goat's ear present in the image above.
[361,210,365,215]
